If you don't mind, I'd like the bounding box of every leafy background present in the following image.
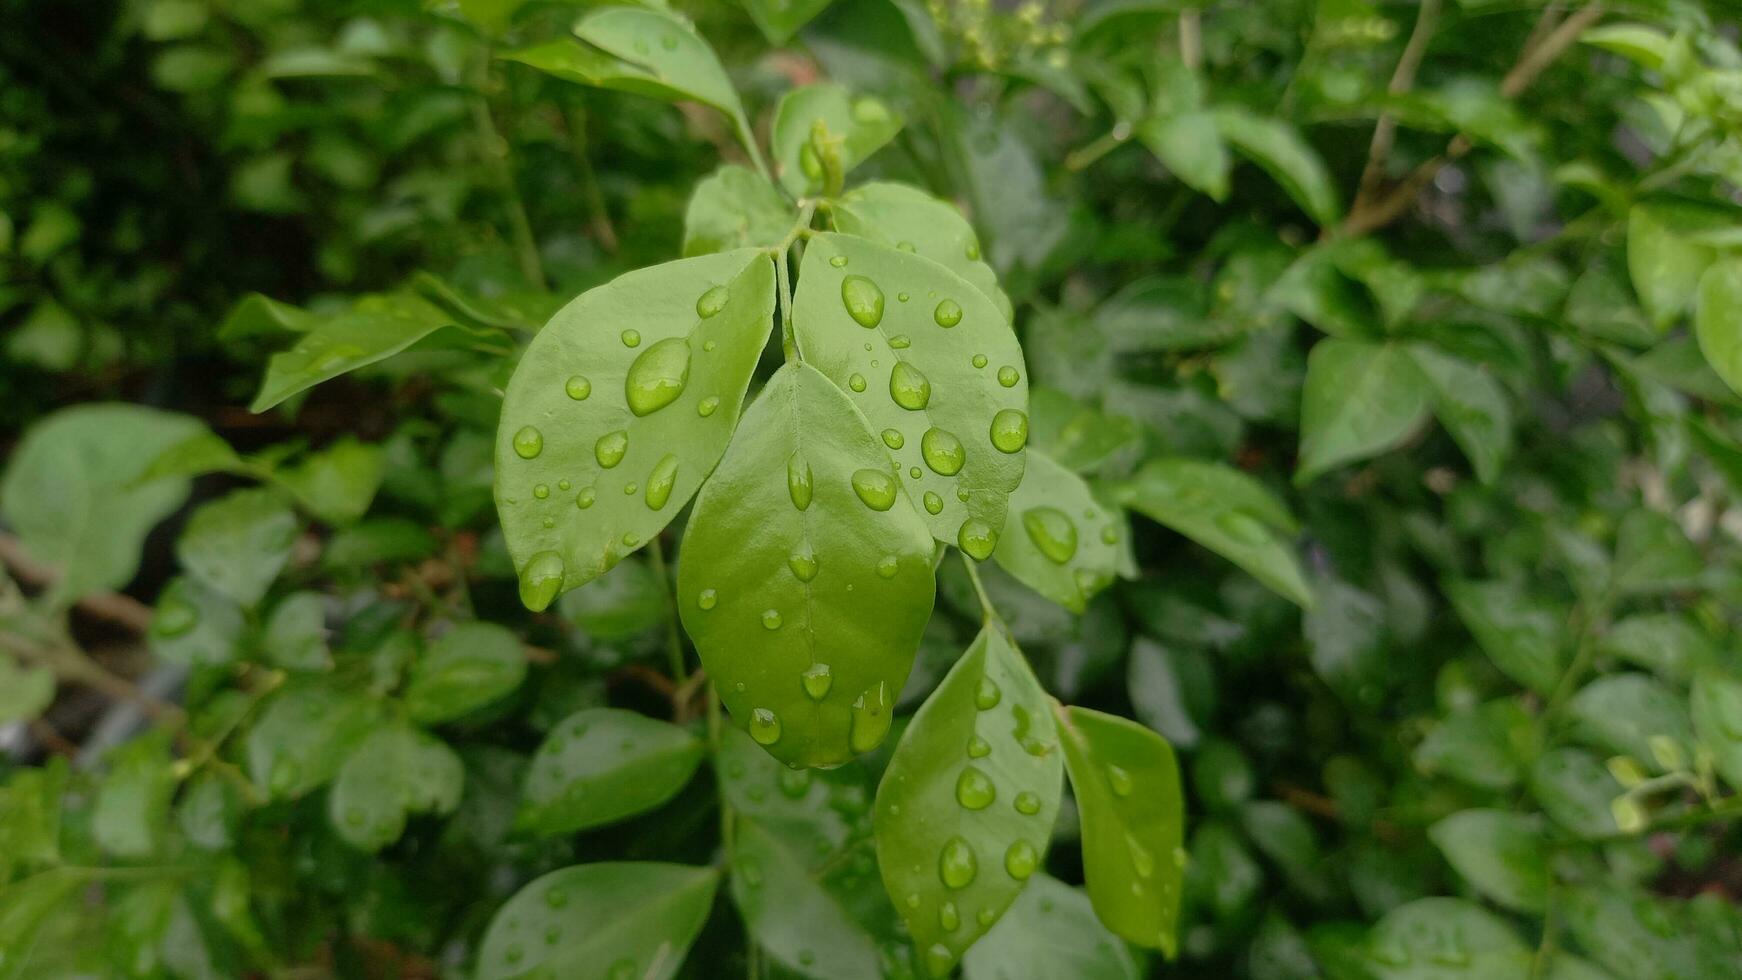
[4,0,1742,978]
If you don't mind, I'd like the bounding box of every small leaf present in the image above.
[1696,256,1742,397]
[827,181,1012,320]
[494,249,775,608]
[1026,387,1142,474]
[1530,749,1623,839]
[403,622,527,724]
[1116,458,1313,608]
[772,83,901,197]
[1692,672,1742,789]
[992,450,1131,613]
[963,873,1141,980]
[1057,705,1184,954]
[1444,580,1566,695]
[793,233,1029,549]
[1414,699,1531,792]
[1359,898,1528,977]
[873,624,1064,976]
[730,816,882,979]
[1581,23,1672,69]
[1212,106,1340,227]
[744,0,835,44]
[218,292,315,340]
[1126,638,1203,750]
[321,517,438,570]
[1297,339,1430,484]
[1406,345,1514,484]
[175,488,297,608]
[1561,887,1741,980]
[270,437,384,525]
[327,725,463,852]
[177,773,240,852]
[517,708,703,836]
[1612,508,1701,595]
[682,164,792,256]
[1628,200,1730,331]
[557,556,668,642]
[92,733,176,859]
[260,590,329,671]
[678,362,935,767]
[249,292,473,412]
[1564,673,1693,772]
[1134,61,1226,201]
[245,680,383,800]
[1428,810,1548,912]
[476,863,719,980]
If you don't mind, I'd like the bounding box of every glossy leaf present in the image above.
[991,450,1132,613]
[963,873,1140,980]
[731,816,881,979]
[873,624,1064,977]
[1213,106,1340,227]
[682,164,792,256]
[793,232,1029,549]
[475,863,719,980]
[1428,810,1547,912]
[678,362,935,767]
[327,725,463,852]
[772,83,901,197]
[1057,704,1184,954]
[245,680,383,800]
[494,249,775,609]
[827,181,1012,320]
[250,292,473,411]
[517,708,703,836]
[147,576,243,668]
[745,0,835,44]
[568,7,752,148]
[403,622,527,724]
[1297,339,1430,484]
[1444,580,1566,695]
[1116,458,1313,608]
[174,488,298,608]
[1696,255,1742,396]
[1407,345,1514,484]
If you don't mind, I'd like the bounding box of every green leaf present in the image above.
[1212,106,1340,227]
[1561,887,1741,980]
[1057,705,1184,954]
[827,182,1012,320]
[963,873,1140,980]
[562,7,752,149]
[260,591,330,671]
[175,487,298,608]
[1582,24,1672,69]
[1406,345,1514,485]
[992,450,1132,613]
[1599,613,1720,682]
[517,708,703,836]
[1444,580,1566,695]
[494,249,775,609]
[270,437,384,525]
[1134,61,1227,201]
[1695,256,1742,397]
[1428,810,1548,912]
[745,0,835,44]
[476,863,719,980]
[0,656,53,724]
[1026,387,1142,475]
[146,576,243,668]
[557,556,668,641]
[1612,508,1701,595]
[1116,458,1313,608]
[682,164,793,257]
[873,624,1064,976]
[772,83,901,197]
[1628,200,1729,332]
[245,680,383,800]
[0,762,67,877]
[1359,898,1528,978]
[1126,639,1204,750]
[0,869,90,980]
[327,725,463,852]
[138,429,249,483]
[321,517,438,570]
[0,404,202,605]
[730,816,882,979]
[793,232,1029,550]
[1690,672,1742,788]
[403,622,527,724]
[678,362,935,767]
[1564,674,1693,772]
[1414,699,1531,792]
[249,292,471,412]
[92,733,176,859]
[1531,749,1623,840]
[1297,339,1430,484]
[177,772,240,851]
[219,292,315,340]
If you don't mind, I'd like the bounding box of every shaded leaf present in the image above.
[403,622,527,723]
[250,292,472,412]
[1213,107,1340,226]
[682,164,792,257]
[1297,339,1430,484]
[992,450,1132,613]
[327,725,463,852]
[1444,580,1566,695]
[1407,345,1514,484]
[731,816,881,980]
[1695,255,1742,397]
[517,708,703,836]
[1428,810,1547,912]
[963,873,1140,980]
[175,488,297,608]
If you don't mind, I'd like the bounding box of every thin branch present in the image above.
[1354,0,1442,208]
[0,533,154,633]
[1179,8,1202,71]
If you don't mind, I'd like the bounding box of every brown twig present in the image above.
[0,533,155,633]
[1353,0,1442,208]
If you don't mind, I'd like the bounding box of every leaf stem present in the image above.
[773,201,817,362]
[648,536,688,691]
[959,551,999,625]
[1352,0,1441,211]
[1064,124,1131,172]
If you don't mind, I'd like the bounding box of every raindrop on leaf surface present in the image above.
[889,362,932,410]
[787,453,813,511]
[787,550,818,582]
[518,551,564,611]
[697,588,717,610]
[934,299,962,328]
[989,410,1028,453]
[881,428,905,450]
[958,518,998,560]
[620,329,640,347]
[851,468,898,511]
[842,275,885,327]
[997,365,1020,387]
[849,681,892,753]
[975,677,1002,710]
[512,425,544,459]
[749,708,782,745]
[1022,506,1079,564]
[921,427,966,476]
[696,284,729,318]
[1014,791,1041,815]
[761,609,783,630]
[564,375,592,400]
[625,337,691,417]
[923,491,944,515]
[801,663,832,700]
[1004,840,1038,880]
[955,767,996,810]
[644,454,679,510]
[939,837,978,889]
[594,430,628,468]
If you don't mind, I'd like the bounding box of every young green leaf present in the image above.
[174,488,298,608]
[963,874,1140,980]
[260,590,327,671]
[1297,339,1430,484]
[249,292,478,412]
[1115,458,1313,608]
[826,181,1013,320]
[245,680,383,800]
[92,733,176,859]
[1056,705,1184,954]
[744,0,835,44]
[475,863,719,980]
[1612,507,1701,595]
[678,362,935,767]
[682,164,793,257]
[1406,345,1514,485]
[516,708,703,836]
[494,249,775,610]
[270,436,384,525]
[1691,672,1742,788]
[327,725,463,852]
[731,816,882,980]
[1696,255,1742,396]
[1629,200,1727,331]
[402,622,526,723]
[873,624,1064,977]
[1428,810,1548,912]
[1212,107,1340,227]
[1444,580,1566,695]
[1530,749,1623,839]
[991,450,1133,613]
[1564,673,1693,772]
[147,576,243,668]
[792,232,1028,552]
[772,83,901,197]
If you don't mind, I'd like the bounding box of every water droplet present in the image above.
[889,361,931,410]
[623,483,638,495]
[564,375,592,400]
[625,337,691,417]
[696,395,721,417]
[557,479,571,491]
[788,549,818,582]
[1014,791,1041,815]
[881,428,905,449]
[875,555,900,578]
[761,609,783,630]
[958,518,997,560]
[513,425,544,459]
[848,373,867,392]
[921,427,965,476]
[621,329,641,347]
[905,892,921,910]
[622,532,639,547]
[779,767,812,800]
[889,335,912,349]
[829,255,849,268]
[955,767,996,810]
[645,454,679,510]
[801,663,832,700]
[779,453,813,513]
[519,551,564,611]
[850,681,892,753]
[1004,840,1038,880]
[910,466,924,480]
[698,588,717,610]
[851,468,898,511]
[934,299,962,327]
[1107,764,1134,796]
[703,340,716,352]
[533,484,550,499]
[543,517,556,528]
[923,491,944,515]
[1101,525,1118,545]
[990,409,1028,453]
[1127,833,1155,879]
[898,291,911,302]
[939,837,978,889]
[938,901,960,931]
[576,487,596,509]
[967,736,991,758]
[997,366,1020,387]
[842,275,885,327]
[972,354,989,369]
[696,285,729,318]
[977,907,997,927]
[924,943,954,978]
[595,430,628,468]
[965,239,981,260]
[749,708,782,745]
[975,677,1002,710]
[957,487,970,502]
[1022,507,1078,564]
[896,240,916,252]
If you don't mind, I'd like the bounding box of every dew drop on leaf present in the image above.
[989,409,1029,453]
[645,454,679,510]
[544,887,568,909]
[512,425,544,459]
[923,490,944,515]
[749,707,782,745]
[955,766,996,810]
[920,427,965,476]
[623,483,638,495]
[1014,791,1041,815]
[971,354,988,369]
[1107,764,1134,796]
[533,484,550,499]
[787,549,818,582]
[898,291,911,302]
[938,837,978,889]
[625,337,691,417]
[938,901,960,931]
[575,487,596,509]
[1004,840,1038,880]
[967,735,991,758]
[518,551,565,611]
[997,366,1020,388]
[1101,525,1119,545]
[849,681,892,753]
[697,396,720,417]
[975,677,1002,710]
[801,663,832,700]
[1021,506,1079,564]
[787,453,814,511]
[876,554,900,578]
[848,373,867,392]
[889,361,932,410]
[910,466,923,480]
[557,479,570,491]
[958,518,998,560]
[841,275,885,327]
[933,299,962,328]
[696,284,729,318]
[595,430,628,468]
[889,334,911,349]
[881,428,905,449]
[697,588,717,610]
[829,255,848,268]
[761,609,783,630]
[564,375,592,400]
[851,468,898,511]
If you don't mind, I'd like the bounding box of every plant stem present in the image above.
[648,536,688,690]
[1352,0,1441,209]
[774,201,817,362]
[1065,124,1132,172]
[959,552,999,624]
[471,51,547,291]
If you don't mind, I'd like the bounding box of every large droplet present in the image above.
[801,663,832,701]
[697,588,718,610]
[1022,507,1079,564]
[920,427,965,476]
[625,337,691,417]
[595,430,628,468]
[787,453,813,511]
[564,376,592,400]
[875,555,900,579]
[958,518,998,560]
[841,275,885,328]
[761,609,783,630]
[851,468,898,512]
[787,549,818,582]
[938,837,978,889]
[749,708,782,745]
[989,409,1028,453]
[881,428,905,450]
[955,767,996,810]
[967,735,991,759]
[975,677,1002,710]
[922,491,944,515]
[512,425,544,460]
[696,284,729,318]
[933,299,962,328]
[889,362,931,411]
[997,366,1021,388]
[1004,840,1038,880]
[645,454,679,510]
[1014,791,1041,815]
[849,681,892,753]
[519,551,564,611]
[575,487,596,509]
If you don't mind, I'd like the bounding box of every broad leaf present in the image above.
[1695,256,1742,397]
[494,249,775,610]
[1612,508,1701,595]
[1213,106,1340,227]
[1628,200,1728,331]
[1444,580,1566,695]
[271,437,384,525]
[1026,387,1142,474]
[175,488,298,608]
[475,863,719,980]
[991,450,1133,613]
[792,233,1029,550]
[0,657,52,724]
[1116,458,1313,608]
[1358,898,1528,978]
[1561,887,1742,980]
[678,362,935,767]
[745,0,836,44]
[827,181,1012,320]
[1057,705,1184,954]
[1428,810,1547,912]
[1135,60,1227,201]
[147,576,243,668]
[1414,699,1531,792]
[772,83,901,197]
[682,164,792,257]
[92,733,176,859]
[1530,749,1623,839]
[327,725,463,852]
[1297,339,1430,484]
[557,557,668,641]
[517,708,703,835]
[1564,673,1693,772]
[261,591,329,671]
[731,816,881,979]
[403,622,527,724]
[873,624,1064,977]
[1691,672,1742,789]
[250,291,475,412]
[1407,345,1514,484]
[245,680,383,800]
[962,873,1140,980]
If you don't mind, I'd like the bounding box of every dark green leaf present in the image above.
[261,591,330,671]
[517,708,703,836]
[1690,672,1742,789]
[403,621,527,724]
[557,556,668,642]
[174,488,297,608]
[1530,749,1623,839]
[1407,345,1514,485]
[245,680,383,800]
[1444,580,1566,695]
[270,437,384,525]
[328,725,463,852]
[1297,339,1430,484]
[745,0,836,44]
[1428,810,1548,912]
[1213,107,1340,227]
[731,816,881,980]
